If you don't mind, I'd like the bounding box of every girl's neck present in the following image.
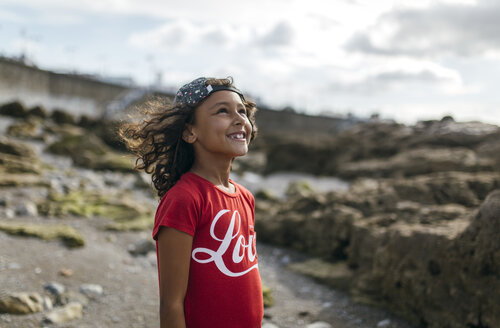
[189,158,233,189]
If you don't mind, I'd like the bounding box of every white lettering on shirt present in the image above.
[191,209,258,277]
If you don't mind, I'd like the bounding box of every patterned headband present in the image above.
[173,77,245,107]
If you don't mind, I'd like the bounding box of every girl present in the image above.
[119,77,263,327]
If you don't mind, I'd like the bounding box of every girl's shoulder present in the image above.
[160,173,205,204]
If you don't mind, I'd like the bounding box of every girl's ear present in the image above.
[182,124,197,144]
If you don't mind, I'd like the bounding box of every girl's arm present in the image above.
[157,227,193,328]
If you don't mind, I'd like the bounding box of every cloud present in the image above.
[344,0,500,58]
[256,21,294,47]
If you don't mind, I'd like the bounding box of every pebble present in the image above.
[14,201,38,216]
[147,252,157,267]
[262,323,280,328]
[7,262,21,270]
[80,283,103,298]
[4,208,15,219]
[128,239,155,256]
[378,319,392,327]
[43,296,53,310]
[43,302,83,324]
[44,281,66,296]
[59,268,73,277]
[306,322,333,328]
[56,291,89,306]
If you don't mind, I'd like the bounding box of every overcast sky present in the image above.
[1,0,499,125]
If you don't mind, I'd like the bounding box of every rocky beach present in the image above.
[0,100,498,328]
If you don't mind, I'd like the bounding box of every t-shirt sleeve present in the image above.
[152,189,199,240]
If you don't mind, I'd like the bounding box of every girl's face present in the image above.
[184,90,252,160]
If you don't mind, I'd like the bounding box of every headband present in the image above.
[173,77,245,107]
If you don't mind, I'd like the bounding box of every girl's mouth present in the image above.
[227,132,247,141]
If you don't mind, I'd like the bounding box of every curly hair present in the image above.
[118,77,258,199]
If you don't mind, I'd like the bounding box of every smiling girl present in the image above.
[119,77,263,327]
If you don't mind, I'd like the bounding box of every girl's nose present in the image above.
[233,111,245,125]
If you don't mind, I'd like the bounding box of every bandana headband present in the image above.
[173,77,245,107]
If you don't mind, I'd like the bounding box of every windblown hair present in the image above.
[118,77,258,199]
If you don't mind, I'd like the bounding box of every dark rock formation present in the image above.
[256,175,500,327]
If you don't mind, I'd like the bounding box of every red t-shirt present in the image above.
[152,171,263,328]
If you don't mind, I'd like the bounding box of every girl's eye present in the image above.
[217,108,228,114]
[239,109,247,116]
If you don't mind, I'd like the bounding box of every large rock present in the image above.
[339,147,495,179]
[0,101,27,118]
[0,137,41,175]
[410,118,500,148]
[45,131,135,172]
[0,137,37,159]
[346,189,500,328]
[259,119,500,177]
[6,119,46,140]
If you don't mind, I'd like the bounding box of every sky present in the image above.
[0,0,499,125]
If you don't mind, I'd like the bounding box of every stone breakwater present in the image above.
[253,117,500,328]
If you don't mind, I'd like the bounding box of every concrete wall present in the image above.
[0,57,131,118]
[0,56,350,134]
[256,106,347,135]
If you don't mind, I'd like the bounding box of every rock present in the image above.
[4,208,15,219]
[43,296,53,310]
[262,285,273,308]
[50,109,76,125]
[0,292,44,314]
[377,319,391,327]
[45,132,135,173]
[0,101,27,118]
[6,119,44,140]
[0,153,41,174]
[0,137,37,159]
[128,239,156,256]
[43,302,83,324]
[80,284,103,298]
[56,291,89,306]
[59,268,73,277]
[44,282,65,296]
[0,221,85,248]
[254,189,278,201]
[15,201,38,216]
[256,202,362,260]
[306,322,332,328]
[0,173,50,188]
[27,105,48,118]
[285,180,315,199]
[287,259,353,291]
[346,190,500,328]
[412,119,500,147]
[263,136,338,175]
[262,323,280,328]
[339,147,494,179]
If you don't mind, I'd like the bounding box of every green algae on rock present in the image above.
[37,190,154,231]
[262,285,274,308]
[0,221,85,248]
[0,173,50,188]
